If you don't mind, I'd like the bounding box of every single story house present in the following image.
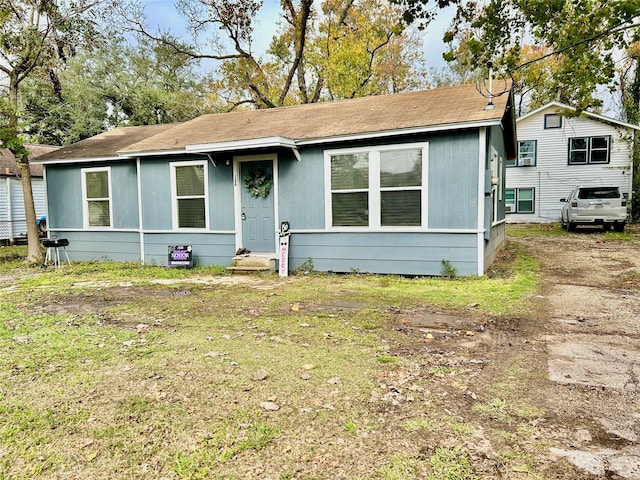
[507,102,639,222]
[0,144,57,243]
[33,83,516,276]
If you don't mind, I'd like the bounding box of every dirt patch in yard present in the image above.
[368,225,640,479]
[3,226,640,479]
[498,226,640,479]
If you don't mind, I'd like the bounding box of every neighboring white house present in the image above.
[0,145,58,243]
[507,102,640,223]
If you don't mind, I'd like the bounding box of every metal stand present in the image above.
[42,238,70,267]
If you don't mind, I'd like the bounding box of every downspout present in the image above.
[136,157,145,264]
[5,177,12,243]
[477,127,487,276]
[42,167,49,238]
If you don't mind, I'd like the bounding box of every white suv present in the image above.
[560,186,627,232]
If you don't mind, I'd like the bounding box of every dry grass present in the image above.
[0,244,543,480]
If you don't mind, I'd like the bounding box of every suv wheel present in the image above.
[614,223,625,233]
[567,222,576,232]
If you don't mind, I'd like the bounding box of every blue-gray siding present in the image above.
[44,128,504,276]
[278,148,325,229]
[48,230,141,262]
[112,162,139,229]
[46,162,140,229]
[139,158,235,231]
[143,232,235,266]
[46,166,83,228]
[279,131,480,231]
[428,132,479,229]
[288,232,479,276]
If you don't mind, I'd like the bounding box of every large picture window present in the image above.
[327,144,427,228]
[82,167,111,227]
[505,188,534,214]
[569,136,610,165]
[171,161,208,229]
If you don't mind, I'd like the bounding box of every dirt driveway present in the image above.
[510,227,640,479]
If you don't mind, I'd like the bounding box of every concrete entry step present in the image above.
[227,252,276,274]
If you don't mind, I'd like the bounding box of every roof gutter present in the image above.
[30,155,125,165]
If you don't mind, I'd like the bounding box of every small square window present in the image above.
[544,114,562,129]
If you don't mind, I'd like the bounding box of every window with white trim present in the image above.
[171,161,208,229]
[82,167,111,227]
[568,136,610,164]
[505,188,534,214]
[327,144,427,228]
[511,140,536,167]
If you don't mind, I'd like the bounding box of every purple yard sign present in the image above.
[168,245,193,267]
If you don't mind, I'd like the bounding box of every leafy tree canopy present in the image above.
[125,0,428,109]
[20,35,215,145]
[394,0,640,114]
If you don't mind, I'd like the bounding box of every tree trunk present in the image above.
[8,74,44,263]
[16,161,43,263]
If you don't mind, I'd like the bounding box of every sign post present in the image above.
[278,221,290,277]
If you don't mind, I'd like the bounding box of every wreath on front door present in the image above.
[243,166,273,198]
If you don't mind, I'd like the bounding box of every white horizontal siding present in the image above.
[0,178,9,223]
[507,106,634,223]
[0,177,46,239]
[9,179,26,220]
[32,180,46,218]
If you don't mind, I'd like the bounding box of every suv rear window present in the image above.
[577,187,620,200]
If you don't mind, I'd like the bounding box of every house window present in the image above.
[544,114,562,129]
[327,144,427,228]
[82,167,111,227]
[516,140,536,166]
[171,161,208,229]
[569,136,610,165]
[505,188,534,214]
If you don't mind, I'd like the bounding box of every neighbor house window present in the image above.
[327,144,427,228]
[544,114,562,129]
[569,136,610,165]
[505,188,534,214]
[82,167,111,227]
[171,161,208,229]
[516,140,537,166]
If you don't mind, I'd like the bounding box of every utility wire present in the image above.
[512,14,640,72]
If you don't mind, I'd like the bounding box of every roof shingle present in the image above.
[34,83,512,162]
[0,144,59,176]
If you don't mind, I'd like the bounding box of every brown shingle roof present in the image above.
[33,83,513,162]
[122,83,511,154]
[33,124,177,162]
[0,144,60,176]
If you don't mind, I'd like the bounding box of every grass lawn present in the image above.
[0,240,540,479]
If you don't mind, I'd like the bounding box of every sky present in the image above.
[142,0,455,73]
